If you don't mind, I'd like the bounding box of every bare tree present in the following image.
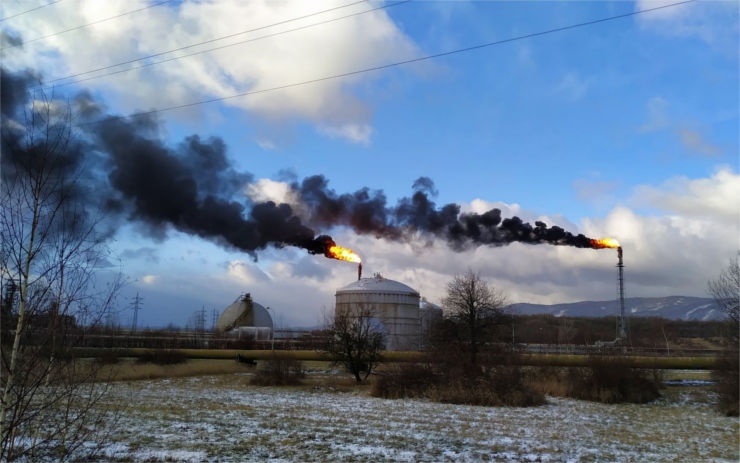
[708,258,739,416]
[0,89,122,460]
[708,258,739,329]
[326,305,384,382]
[557,318,576,348]
[442,269,507,365]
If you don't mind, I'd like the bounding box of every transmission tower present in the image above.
[130,292,143,334]
[196,306,206,334]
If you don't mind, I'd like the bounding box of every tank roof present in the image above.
[336,273,419,296]
[216,294,273,331]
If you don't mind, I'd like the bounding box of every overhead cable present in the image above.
[44,0,399,88]
[0,0,64,22]
[77,0,696,127]
[1,1,172,50]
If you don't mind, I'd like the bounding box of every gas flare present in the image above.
[327,245,361,263]
[590,238,620,249]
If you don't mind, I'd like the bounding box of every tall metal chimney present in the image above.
[358,262,362,281]
[617,246,627,340]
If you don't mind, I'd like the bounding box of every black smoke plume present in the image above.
[1,67,597,261]
[293,175,594,249]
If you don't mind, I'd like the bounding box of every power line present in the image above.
[44,0,406,89]
[76,0,695,128]
[0,0,65,22]
[1,0,172,50]
[45,0,370,87]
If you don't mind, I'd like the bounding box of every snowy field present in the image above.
[92,373,737,462]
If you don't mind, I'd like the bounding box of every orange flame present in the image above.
[328,245,361,263]
[590,238,620,249]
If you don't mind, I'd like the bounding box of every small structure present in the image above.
[216,293,273,341]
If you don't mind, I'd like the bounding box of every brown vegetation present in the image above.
[371,359,545,407]
[708,259,739,416]
[527,356,662,404]
[136,349,187,365]
[251,357,305,386]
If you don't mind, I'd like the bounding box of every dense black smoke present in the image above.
[293,175,594,249]
[1,66,596,261]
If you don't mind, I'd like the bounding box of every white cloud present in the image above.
[635,0,738,48]
[225,260,271,285]
[140,275,158,284]
[255,138,277,151]
[631,168,739,223]
[1,0,419,144]
[245,178,299,205]
[318,122,373,145]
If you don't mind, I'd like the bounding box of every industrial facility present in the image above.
[335,273,442,351]
[216,293,273,341]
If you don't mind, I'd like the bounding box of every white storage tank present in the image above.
[335,273,421,351]
[216,293,273,340]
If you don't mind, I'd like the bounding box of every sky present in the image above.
[1,0,738,328]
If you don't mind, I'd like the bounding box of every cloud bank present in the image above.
[0,0,419,144]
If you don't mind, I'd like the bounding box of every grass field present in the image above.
[76,366,739,462]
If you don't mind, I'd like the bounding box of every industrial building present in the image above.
[335,274,442,351]
[216,293,273,340]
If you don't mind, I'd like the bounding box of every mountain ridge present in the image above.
[509,296,721,321]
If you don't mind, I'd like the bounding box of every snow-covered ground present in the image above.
[91,374,737,462]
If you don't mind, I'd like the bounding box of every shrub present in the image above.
[251,357,304,386]
[136,349,187,365]
[427,375,545,407]
[713,347,739,416]
[564,355,661,404]
[95,350,121,365]
[371,363,438,399]
[370,359,545,407]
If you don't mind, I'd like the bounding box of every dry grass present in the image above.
[96,359,253,382]
[525,358,662,404]
[251,357,305,386]
[89,373,739,462]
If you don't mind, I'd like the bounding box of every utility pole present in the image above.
[130,292,143,334]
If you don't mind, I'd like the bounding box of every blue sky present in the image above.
[2,0,737,327]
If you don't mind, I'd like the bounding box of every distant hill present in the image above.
[510,296,722,321]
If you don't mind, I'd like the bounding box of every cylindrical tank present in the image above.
[335,274,420,351]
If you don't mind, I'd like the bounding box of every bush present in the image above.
[371,364,438,399]
[251,357,304,386]
[95,350,121,365]
[370,360,545,407]
[136,349,187,365]
[713,347,739,416]
[564,355,661,403]
[427,374,545,407]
